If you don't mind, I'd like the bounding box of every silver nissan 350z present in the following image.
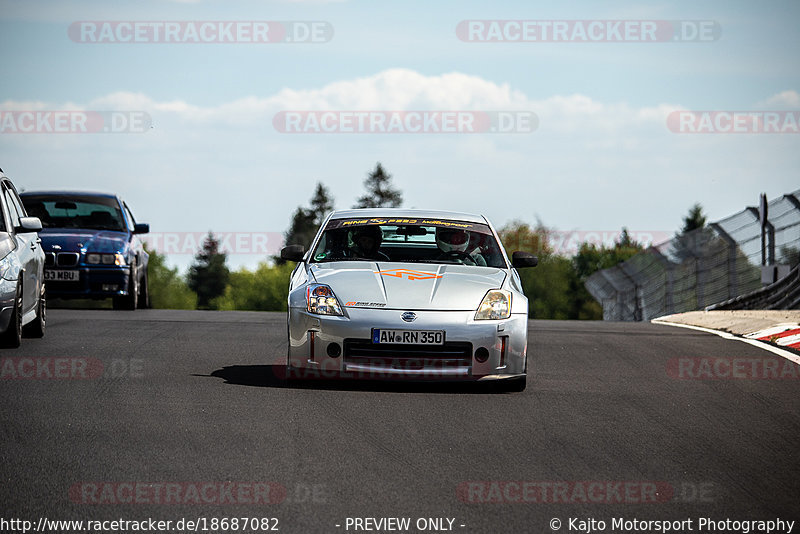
[279,208,538,392]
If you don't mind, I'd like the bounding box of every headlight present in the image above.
[86,253,126,266]
[474,289,512,320]
[306,284,343,316]
[0,255,12,281]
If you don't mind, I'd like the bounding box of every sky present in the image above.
[1,0,798,271]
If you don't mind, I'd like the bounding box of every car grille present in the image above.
[45,252,80,267]
[343,339,472,375]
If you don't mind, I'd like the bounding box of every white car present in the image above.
[0,169,46,347]
[280,209,537,391]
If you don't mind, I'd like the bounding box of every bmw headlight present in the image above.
[86,253,126,266]
[306,284,343,316]
[475,289,512,320]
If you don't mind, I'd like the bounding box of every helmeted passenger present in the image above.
[349,225,390,261]
[435,227,486,266]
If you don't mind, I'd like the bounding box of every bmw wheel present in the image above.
[113,261,138,310]
[137,270,150,309]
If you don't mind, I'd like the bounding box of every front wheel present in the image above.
[137,270,150,309]
[22,283,45,338]
[113,262,138,310]
[0,284,22,348]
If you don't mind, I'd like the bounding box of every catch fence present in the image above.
[585,190,800,321]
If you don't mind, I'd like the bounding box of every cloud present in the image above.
[5,68,676,135]
[758,90,800,109]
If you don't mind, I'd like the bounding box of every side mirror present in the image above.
[511,251,538,268]
[133,223,150,234]
[17,216,42,233]
[280,244,305,262]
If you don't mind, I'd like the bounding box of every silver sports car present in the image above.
[280,209,538,391]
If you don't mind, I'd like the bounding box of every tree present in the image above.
[681,203,707,234]
[617,227,639,249]
[143,245,197,309]
[671,203,713,261]
[283,207,318,248]
[498,221,573,319]
[353,162,402,208]
[780,245,800,267]
[571,229,644,319]
[572,229,644,280]
[280,182,335,262]
[499,219,553,258]
[187,232,230,309]
[309,182,334,222]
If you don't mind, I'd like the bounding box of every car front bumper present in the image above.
[44,266,131,299]
[287,307,528,381]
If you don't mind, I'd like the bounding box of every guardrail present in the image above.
[707,264,800,310]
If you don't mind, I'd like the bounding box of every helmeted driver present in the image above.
[349,225,390,261]
[436,227,486,265]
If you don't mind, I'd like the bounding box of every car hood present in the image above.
[309,261,507,311]
[39,229,129,253]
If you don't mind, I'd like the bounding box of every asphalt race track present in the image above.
[1,309,798,533]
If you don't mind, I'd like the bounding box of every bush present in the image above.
[145,246,197,309]
[212,262,295,311]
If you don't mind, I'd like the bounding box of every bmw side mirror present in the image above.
[133,223,150,234]
[17,216,42,233]
[511,251,538,268]
[280,244,305,262]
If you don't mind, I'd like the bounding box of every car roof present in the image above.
[20,190,120,200]
[328,208,487,224]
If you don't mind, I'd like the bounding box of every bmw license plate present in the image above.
[371,329,445,345]
[45,270,79,282]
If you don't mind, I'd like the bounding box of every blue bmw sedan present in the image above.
[20,192,150,310]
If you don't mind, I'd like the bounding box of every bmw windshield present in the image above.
[21,195,126,232]
[310,217,508,268]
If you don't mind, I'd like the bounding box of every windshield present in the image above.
[310,217,508,268]
[21,195,126,232]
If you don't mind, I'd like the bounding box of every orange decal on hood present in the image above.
[375,269,442,280]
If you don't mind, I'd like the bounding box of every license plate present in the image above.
[45,270,79,282]
[371,329,445,345]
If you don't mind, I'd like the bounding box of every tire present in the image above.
[0,284,22,348]
[113,261,138,310]
[22,283,45,338]
[502,376,527,392]
[137,270,150,309]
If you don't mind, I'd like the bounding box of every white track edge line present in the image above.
[651,319,800,366]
